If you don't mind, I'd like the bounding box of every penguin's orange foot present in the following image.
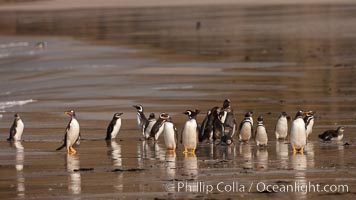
[292,147,297,155]
[183,148,188,154]
[68,146,77,155]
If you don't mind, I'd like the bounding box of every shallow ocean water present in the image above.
[0,2,356,199]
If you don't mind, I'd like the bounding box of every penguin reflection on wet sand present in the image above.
[255,115,268,147]
[143,113,156,140]
[304,111,315,140]
[238,111,253,143]
[105,113,123,140]
[133,105,147,135]
[318,126,345,141]
[275,112,288,140]
[219,99,237,137]
[290,110,307,154]
[162,114,178,151]
[150,113,167,141]
[182,110,200,154]
[56,110,81,155]
[7,114,24,141]
[221,135,233,145]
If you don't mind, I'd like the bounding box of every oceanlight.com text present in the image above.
[163,181,349,194]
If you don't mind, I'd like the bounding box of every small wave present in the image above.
[0,99,37,112]
[0,42,29,49]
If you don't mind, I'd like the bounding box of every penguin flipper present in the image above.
[56,143,66,151]
[106,121,114,140]
[8,120,17,141]
[174,125,178,149]
[56,132,67,151]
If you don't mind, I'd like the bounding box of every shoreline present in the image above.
[0,0,356,11]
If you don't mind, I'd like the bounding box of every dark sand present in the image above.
[0,1,356,199]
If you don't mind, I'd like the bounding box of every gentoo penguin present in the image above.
[133,105,147,135]
[238,111,254,143]
[255,115,268,147]
[275,112,288,140]
[143,113,156,139]
[303,111,315,140]
[150,113,167,141]
[7,113,24,141]
[105,113,123,140]
[290,110,307,154]
[219,99,237,137]
[318,126,345,141]
[182,110,200,154]
[56,110,81,155]
[162,114,178,151]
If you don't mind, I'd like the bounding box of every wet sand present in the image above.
[0,1,356,199]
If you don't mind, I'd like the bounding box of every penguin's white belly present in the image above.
[67,119,80,147]
[155,125,164,141]
[14,120,24,141]
[332,134,343,141]
[239,123,252,141]
[306,119,314,137]
[182,120,197,149]
[144,120,156,139]
[290,119,306,149]
[220,111,227,123]
[111,119,121,139]
[256,126,268,146]
[275,118,288,139]
[163,122,176,149]
[136,114,142,129]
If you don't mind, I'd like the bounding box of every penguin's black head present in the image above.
[113,113,123,118]
[14,113,21,120]
[281,112,287,117]
[183,109,200,119]
[295,110,304,119]
[257,115,263,123]
[65,110,75,117]
[244,111,253,118]
[159,113,169,120]
[223,99,231,109]
[133,105,143,112]
[148,113,155,120]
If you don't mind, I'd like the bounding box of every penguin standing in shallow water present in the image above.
[319,126,345,141]
[290,110,307,154]
[275,112,289,140]
[255,115,268,147]
[7,113,24,141]
[150,113,167,141]
[56,110,81,155]
[304,111,315,140]
[200,106,223,143]
[133,105,147,135]
[105,113,123,140]
[219,99,237,137]
[182,110,200,154]
[143,113,156,139]
[238,111,253,143]
[162,114,178,151]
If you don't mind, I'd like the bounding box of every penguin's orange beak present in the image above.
[65,111,71,115]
